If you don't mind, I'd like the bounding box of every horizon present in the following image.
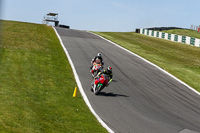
[1,0,200,32]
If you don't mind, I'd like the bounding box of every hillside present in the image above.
[0,20,107,133]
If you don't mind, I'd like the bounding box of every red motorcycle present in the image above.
[91,74,109,95]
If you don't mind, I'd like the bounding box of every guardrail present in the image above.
[140,29,200,47]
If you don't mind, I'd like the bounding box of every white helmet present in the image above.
[97,53,102,57]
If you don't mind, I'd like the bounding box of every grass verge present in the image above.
[0,20,107,133]
[94,32,200,92]
[162,29,200,39]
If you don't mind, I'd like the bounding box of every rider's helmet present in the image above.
[96,58,101,64]
[97,53,102,58]
[107,66,112,73]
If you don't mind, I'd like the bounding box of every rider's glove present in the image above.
[97,72,101,76]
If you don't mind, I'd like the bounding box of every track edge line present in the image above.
[88,31,200,96]
[53,27,115,133]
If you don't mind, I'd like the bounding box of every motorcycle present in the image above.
[91,74,109,95]
[91,63,102,78]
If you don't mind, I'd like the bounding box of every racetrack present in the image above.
[55,27,200,133]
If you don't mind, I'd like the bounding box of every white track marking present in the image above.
[53,27,114,133]
[89,31,200,96]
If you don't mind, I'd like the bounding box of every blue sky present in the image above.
[1,0,200,31]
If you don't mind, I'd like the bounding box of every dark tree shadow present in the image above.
[98,92,129,97]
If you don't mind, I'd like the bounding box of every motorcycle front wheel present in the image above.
[93,70,99,78]
[94,84,102,95]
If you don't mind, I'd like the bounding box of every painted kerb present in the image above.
[140,29,200,47]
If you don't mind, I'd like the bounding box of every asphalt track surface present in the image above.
[55,27,200,133]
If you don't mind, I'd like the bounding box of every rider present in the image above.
[90,53,104,70]
[91,57,101,75]
[96,66,113,87]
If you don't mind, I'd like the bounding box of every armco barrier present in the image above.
[140,29,200,47]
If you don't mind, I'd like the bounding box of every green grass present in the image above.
[0,20,107,133]
[162,29,200,39]
[94,32,200,92]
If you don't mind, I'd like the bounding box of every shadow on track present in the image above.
[98,92,129,97]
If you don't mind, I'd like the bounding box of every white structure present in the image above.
[140,29,200,47]
[42,13,59,26]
